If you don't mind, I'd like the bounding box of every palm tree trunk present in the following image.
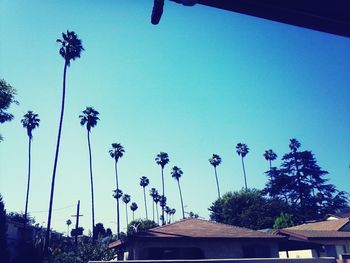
[177,180,185,219]
[114,160,120,240]
[152,201,155,222]
[143,187,148,220]
[241,157,248,191]
[125,203,128,227]
[156,203,159,224]
[214,166,221,198]
[161,167,165,225]
[87,130,95,240]
[45,60,68,256]
[24,137,31,224]
[132,211,135,221]
[269,160,272,170]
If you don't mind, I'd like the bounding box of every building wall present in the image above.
[128,238,280,260]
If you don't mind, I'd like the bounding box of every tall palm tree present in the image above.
[155,152,169,225]
[45,30,84,254]
[21,111,40,224]
[130,202,138,221]
[66,219,72,237]
[112,188,123,233]
[122,194,131,228]
[165,206,171,224]
[159,195,167,224]
[236,143,249,191]
[149,188,158,222]
[170,208,176,222]
[209,154,222,198]
[263,149,277,169]
[139,176,150,220]
[171,166,185,219]
[79,106,99,240]
[153,194,160,224]
[109,143,125,240]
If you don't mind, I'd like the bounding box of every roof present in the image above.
[109,218,283,248]
[277,229,350,240]
[283,217,350,231]
[135,218,284,239]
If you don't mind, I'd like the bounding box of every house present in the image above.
[275,217,350,259]
[109,218,285,260]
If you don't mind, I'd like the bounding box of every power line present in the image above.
[29,204,75,214]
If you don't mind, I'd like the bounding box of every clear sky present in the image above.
[1,0,349,236]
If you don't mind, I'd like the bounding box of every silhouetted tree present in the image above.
[93,223,106,238]
[112,187,123,239]
[46,30,84,255]
[273,213,295,229]
[127,219,158,236]
[165,206,171,224]
[236,143,249,191]
[155,152,169,225]
[122,194,131,227]
[264,138,349,222]
[171,166,185,219]
[79,106,100,240]
[66,219,72,237]
[209,154,222,198]
[263,149,277,169]
[0,79,18,141]
[0,194,9,263]
[153,193,160,224]
[139,176,150,220]
[21,111,40,224]
[170,208,176,222]
[130,202,138,221]
[149,188,159,222]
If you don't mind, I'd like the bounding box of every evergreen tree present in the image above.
[264,138,349,222]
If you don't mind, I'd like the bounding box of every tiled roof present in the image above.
[277,229,350,240]
[284,218,349,231]
[134,218,283,239]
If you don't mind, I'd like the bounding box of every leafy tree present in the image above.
[171,166,185,219]
[130,202,138,221]
[79,107,100,240]
[273,213,295,229]
[149,188,159,222]
[21,111,40,224]
[71,227,84,237]
[139,176,150,220]
[155,152,169,225]
[0,79,18,141]
[127,219,158,236]
[236,143,249,191]
[264,138,349,222]
[45,30,84,255]
[109,143,125,240]
[93,223,106,238]
[0,194,9,263]
[209,189,287,230]
[122,194,131,227]
[7,212,35,225]
[263,149,277,170]
[209,154,222,198]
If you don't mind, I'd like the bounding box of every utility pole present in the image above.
[71,200,83,248]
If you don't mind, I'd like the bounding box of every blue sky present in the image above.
[1,0,349,235]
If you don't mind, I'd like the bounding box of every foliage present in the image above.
[126,219,158,236]
[209,154,221,167]
[0,194,9,263]
[273,213,295,229]
[209,189,288,230]
[0,79,18,141]
[109,143,125,162]
[155,152,170,168]
[264,138,349,222]
[7,211,35,225]
[56,30,84,66]
[79,107,99,132]
[21,111,40,139]
[71,227,84,237]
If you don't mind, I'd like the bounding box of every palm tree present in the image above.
[21,111,40,224]
[122,194,131,227]
[236,143,249,191]
[209,154,222,198]
[66,219,72,237]
[165,206,171,224]
[112,189,123,231]
[170,208,176,222]
[79,106,99,239]
[130,202,138,221]
[153,194,160,224]
[45,30,84,254]
[159,195,167,224]
[149,188,158,222]
[263,149,277,169]
[155,152,169,225]
[139,176,150,220]
[171,166,185,219]
[109,143,125,240]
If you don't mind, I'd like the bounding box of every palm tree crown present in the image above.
[113,189,123,199]
[171,166,183,181]
[109,143,125,162]
[122,194,131,204]
[155,152,170,168]
[289,138,301,153]
[209,154,221,167]
[236,143,249,157]
[150,188,158,199]
[57,30,84,66]
[79,107,99,132]
[21,111,40,139]
[130,202,138,212]
[139,176,150,187]
[263,149,277,161]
